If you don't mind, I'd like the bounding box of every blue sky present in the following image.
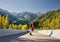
[0,0,60,13]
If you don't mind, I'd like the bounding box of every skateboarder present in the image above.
[29,22,35,35]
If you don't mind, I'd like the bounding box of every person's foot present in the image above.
[30,33,32,35]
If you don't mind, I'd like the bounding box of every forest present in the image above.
[34,9,60,30]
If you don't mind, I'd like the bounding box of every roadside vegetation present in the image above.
[0,15,28,30]
[34,9,60,30]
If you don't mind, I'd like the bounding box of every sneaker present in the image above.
[30,33,32,35]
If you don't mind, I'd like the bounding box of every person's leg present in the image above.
[29,28,32,35]
[30,32,32,35]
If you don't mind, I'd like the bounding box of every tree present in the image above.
[1,16,5,28]
[21,24,28,30]
[0,15,1,28]
[9,24,12,30]
[11,23,15,29]
[14,25,17,29]
[17,24,22,30]
[4,15,9,28]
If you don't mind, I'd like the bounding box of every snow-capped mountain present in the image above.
[0,8,43,24]
[16,11,38,21]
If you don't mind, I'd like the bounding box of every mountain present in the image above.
[0,8,18,23]
[0,8,30,24]
[0,8,43,25]
[16,11,38,21]
[0,8,38,24]
[33,9,60,29]
[11,12,19,16]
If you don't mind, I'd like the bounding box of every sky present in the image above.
[0,0,60,13]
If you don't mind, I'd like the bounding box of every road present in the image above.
[0,30,60,42]
[0,31,29,42]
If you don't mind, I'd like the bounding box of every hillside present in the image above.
[0,8,38,24]
[14,11,38,21]
[0,8,18,24]
[34,9,60,30]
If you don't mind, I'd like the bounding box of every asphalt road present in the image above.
[0,31,29,42]
[0,30,60,42]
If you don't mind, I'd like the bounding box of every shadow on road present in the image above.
[0,31,29,42]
